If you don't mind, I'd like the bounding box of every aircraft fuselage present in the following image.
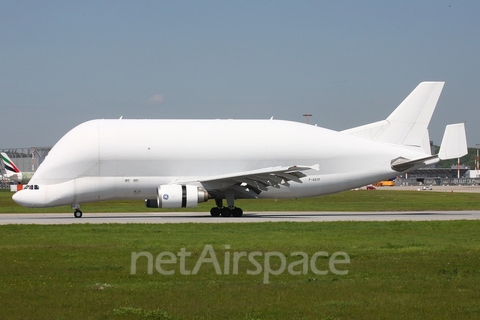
[14,119,423,208]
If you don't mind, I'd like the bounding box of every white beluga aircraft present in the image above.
[12,82,467,218]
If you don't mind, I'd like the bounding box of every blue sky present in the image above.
[1,1,479,147]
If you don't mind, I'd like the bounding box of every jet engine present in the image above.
[145,185,209,208]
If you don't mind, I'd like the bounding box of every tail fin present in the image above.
[1,152,22,183]
[342,82,445,154]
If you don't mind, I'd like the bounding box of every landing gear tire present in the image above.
[74,209,83,218]
[211,197,243,217]
[210,206,243,217]
[232,207,243,217]
[220,208,232,217]
[210,207,221,217]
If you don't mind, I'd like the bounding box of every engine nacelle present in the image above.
[145,185,209,208]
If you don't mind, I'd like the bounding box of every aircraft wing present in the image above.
[176,164,320,198]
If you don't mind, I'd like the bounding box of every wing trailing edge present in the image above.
[177,164,320,197]
[198,164,319,184]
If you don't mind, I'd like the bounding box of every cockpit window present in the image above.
[23,185,39,190]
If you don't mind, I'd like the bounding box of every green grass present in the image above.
[1,222,480,319]
[2,189,480,319]
[2,188,480,213]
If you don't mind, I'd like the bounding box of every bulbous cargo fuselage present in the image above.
[12,118,425,209]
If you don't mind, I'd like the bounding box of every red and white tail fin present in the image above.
[1,152,23,183]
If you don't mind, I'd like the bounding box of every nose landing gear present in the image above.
[72,204,82,218]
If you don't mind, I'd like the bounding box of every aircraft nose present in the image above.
[12,190,27,206]
[12,189,39,208]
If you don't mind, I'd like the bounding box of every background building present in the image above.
[0,147,51,188]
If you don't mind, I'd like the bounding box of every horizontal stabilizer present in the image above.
[438,123,468,160]
[391,123,468,172]
[391,155,439,172]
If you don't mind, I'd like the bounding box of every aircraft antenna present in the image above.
[303,114,312,124]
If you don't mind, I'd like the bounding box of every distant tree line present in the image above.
[435,146,478,169]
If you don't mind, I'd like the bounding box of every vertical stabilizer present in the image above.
[342,82,445,153]
[1,152,22,182]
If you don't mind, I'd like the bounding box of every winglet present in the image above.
[438,123,468,160]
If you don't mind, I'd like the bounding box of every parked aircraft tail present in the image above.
[0,152,35,184]
[1,152,22,183]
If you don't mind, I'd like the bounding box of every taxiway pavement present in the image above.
[1,211,480,224]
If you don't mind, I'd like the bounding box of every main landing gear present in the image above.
[210,190,243,217]
[210,206,243,217]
